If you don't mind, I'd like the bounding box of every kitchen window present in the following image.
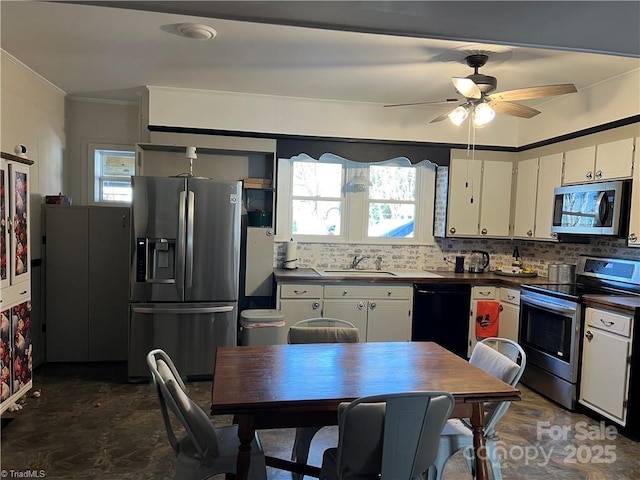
[276,154,436,245]
[88,143,136,204]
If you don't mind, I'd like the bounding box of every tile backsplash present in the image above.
[275,237,636,278]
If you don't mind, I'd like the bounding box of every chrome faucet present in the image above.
[351,255,371,270]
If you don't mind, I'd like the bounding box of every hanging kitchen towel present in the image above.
[475,300,500,339]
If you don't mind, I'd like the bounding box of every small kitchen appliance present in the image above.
[468,250,490,273]
[454,256,465,273]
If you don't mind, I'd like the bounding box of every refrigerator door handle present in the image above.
[131,305,234,315]
[186,190,195,289]
[177,190,187,295]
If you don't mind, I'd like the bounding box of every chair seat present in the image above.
[320,448,379,480]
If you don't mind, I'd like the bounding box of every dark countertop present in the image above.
[582,295,640,315]
[274,268,550,289]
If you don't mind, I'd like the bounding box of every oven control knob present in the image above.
[585,330,593,342]
[629,233,638,243]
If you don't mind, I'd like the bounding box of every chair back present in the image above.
[288,318,360,344]
[147,349,220,458]
[336,392,455,480]
[469,337,526,435]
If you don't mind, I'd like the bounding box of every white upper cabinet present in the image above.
[563,137,634,185]
[446,155,513,238]
[628,137,640,248]
[535,153,564,241]
[512,157,538,239]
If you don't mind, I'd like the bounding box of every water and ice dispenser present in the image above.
[136,238,177,283]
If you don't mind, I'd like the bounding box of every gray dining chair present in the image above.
[426,337,527,480]
[147,349,267,480]
[288,317,360,478]
[319,391,455,480]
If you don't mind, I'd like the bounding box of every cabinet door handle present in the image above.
[449,227,456,234]
[357,301,365,310]
[527,230,533,237]
[586,171,593,180]
[585,330,593,341]
[312,302,320,310]
[629,233,637,243]
[481,228,488,235]
[595,170,603,179]
[551,232,558,239]
[369,302,376,310]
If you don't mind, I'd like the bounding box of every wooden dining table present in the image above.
[211,341,520,480]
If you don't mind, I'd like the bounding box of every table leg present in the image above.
[470,403,489,480]
[235,414,255,480]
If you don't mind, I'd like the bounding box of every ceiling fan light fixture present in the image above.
[473,103,495,127]
[449,105,469,126]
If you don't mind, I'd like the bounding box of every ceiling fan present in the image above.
[384,53,577,126]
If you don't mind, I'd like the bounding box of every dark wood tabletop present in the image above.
[211,341,520,480]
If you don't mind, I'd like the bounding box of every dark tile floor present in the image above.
[1,362,639,479]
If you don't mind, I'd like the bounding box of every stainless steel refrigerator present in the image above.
[128,175,241,379]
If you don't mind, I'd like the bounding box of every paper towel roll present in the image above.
[283,239,298,269]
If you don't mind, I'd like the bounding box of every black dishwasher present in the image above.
[412,284,471,358]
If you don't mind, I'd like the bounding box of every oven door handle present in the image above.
[522,296,576,316]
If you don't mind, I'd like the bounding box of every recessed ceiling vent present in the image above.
[174,23,217,41]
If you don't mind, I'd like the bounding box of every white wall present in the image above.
[145,68,639,149]
[65,98,139,204]
[1,51,66,260]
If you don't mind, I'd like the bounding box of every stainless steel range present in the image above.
[520,255,640,410]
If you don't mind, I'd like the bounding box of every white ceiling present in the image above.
[1,1,639,122]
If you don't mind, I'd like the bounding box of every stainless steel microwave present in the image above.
[551,181,630,236]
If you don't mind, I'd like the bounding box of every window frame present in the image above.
[87,143,136,205]
[276,154,436,245]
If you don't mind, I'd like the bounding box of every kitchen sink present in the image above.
[315,269,397,277]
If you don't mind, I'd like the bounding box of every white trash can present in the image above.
[240,309,285,346]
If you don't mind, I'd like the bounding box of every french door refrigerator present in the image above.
[128,176,241,379]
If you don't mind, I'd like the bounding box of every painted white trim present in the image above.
[1,49,66,97]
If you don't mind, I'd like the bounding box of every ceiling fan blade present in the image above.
[452,77,481,99]
[488,84,577,102]
[488,101,541,119]
[429,110,454,124]
[383,99,459,108]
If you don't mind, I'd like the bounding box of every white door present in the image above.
[563,146,596,184]
[628,137,640,247]
[279,299,323,329]
[366,300,411,342]
[595,137,634,180]
[322,299,367,341]
[580,327,630,423]
[498,302,519,343]
[479,159,513,237]
[535,153,563,240]
[513,157,538,238]
[447,157,482,236]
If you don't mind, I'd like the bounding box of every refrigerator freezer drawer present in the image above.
[128,302,237,380]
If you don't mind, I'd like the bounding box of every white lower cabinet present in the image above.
[580,307,633,425]
[498,288,520,343]
[277,283,412,342]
